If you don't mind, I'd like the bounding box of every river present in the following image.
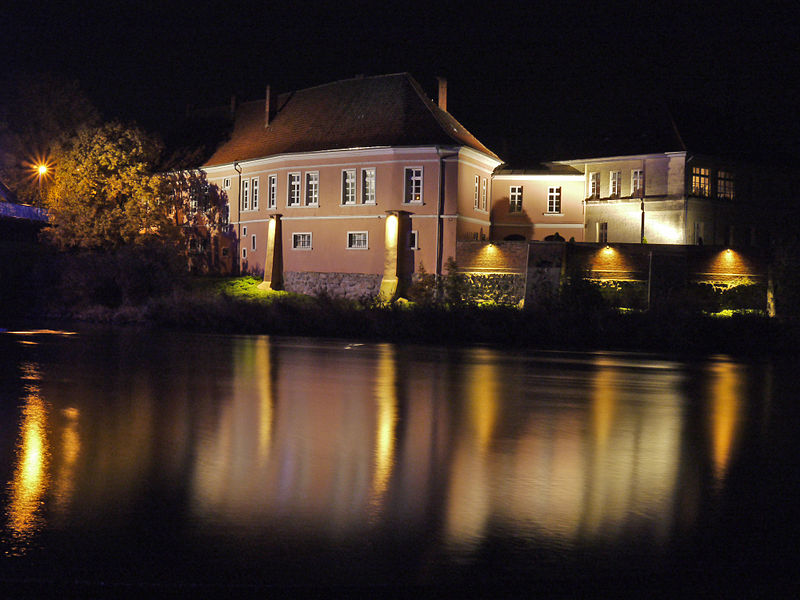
[0,327,797,595]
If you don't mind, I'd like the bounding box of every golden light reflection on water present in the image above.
[708,359,743,488]
[52,408,80,516]
[370,344,397,513]
[6,366,50,555]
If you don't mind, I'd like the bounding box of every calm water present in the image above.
[0,327,798,595]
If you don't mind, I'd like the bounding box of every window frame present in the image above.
[547,186,562,213]
[251,234,256,251]
[610,171,621,197]
[692,167,710,197]
[717,170,735,200]
[346,231,369,250]
[251,176,259,210]
[241,178,250,211]
[287,172,301,207]
[409,230,419,250]
[305,171,319,206]
[292,232,312,250]
[509,185,523,213]
[631,169,644,197]
[341,169,356,205]
[589,172,600,199]
[474,175,480,209]
[223,177,231,190]
[404,167,423,204]
[598,222,608,244]
[481,178,488,211]
[362,167,376,205]
[267,174,277,209]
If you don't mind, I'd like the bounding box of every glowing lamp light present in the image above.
[386,214,398,247]
[36,164,48,176]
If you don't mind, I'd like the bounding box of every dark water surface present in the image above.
[0,327,798,595]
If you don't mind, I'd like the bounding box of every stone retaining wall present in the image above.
[284,272,382,299]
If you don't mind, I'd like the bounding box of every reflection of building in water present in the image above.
[707,358,744,488]
[6,363,50,554]
[370,344,397,516]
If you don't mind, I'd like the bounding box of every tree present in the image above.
[43,122,176,249]
[0,73,100,204]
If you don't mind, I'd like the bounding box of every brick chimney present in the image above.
[265,85,271,127]
[437,77,447,112]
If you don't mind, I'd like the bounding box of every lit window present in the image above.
[342,169,356,205]
[547,186,561,213]
[251,177,259,210]
[404,167,423,203]
[288,173,301,206]
[718,171,735,200]
[362,168,376,204]
[267,174,277,209]
[305,172,319,206]
[481,178,487,211]
[692,167,710,197]
[347,231,368,249]
[632,169,644,196]
[589,172,600,199]
[598,222,608,243]
[474,175,480,209]
[409,230,419,249]
[292,232,312,250]
[610,171,621,197]
[509,185,523,212]
[241,178,250,210]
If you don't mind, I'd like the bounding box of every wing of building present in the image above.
[202,73,502,298]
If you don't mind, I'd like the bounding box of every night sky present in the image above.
[5,2,799,165]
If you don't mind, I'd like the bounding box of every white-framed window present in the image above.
[292,232,312,250]
[251,177,259,210]
[241,178,250,210]
[288,172,301,206]
[267,174,277,209]
[223,177,231,190]
[305,171,319,206]
[242,248,247,259]
[347,231,368,249]
[718,171,735,200]
[409,230,419,249]
[610,171,621,197]
[547,186,561,213]
[251,234,256,251]
[362,168,376,204]
[589,172,600,198]
[509,185,523,212]
[404,167,423,203]
[474,175,480,209]
[692,167,710,197]
[242,226,247,237]
[481,178,487,211]
[598,222,608,243]
[632,169,644,196]
[342,169,356,205]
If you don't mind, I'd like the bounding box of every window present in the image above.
[241,178,250,210]
[342,169,356,205]
[692,167,710,197]
[481,178,487,211]
[509,185,523,212]
[547,186,561,213]
[589,172,600,198]
[305,172,319,206]
[288,173,301,206]
[404,167,423,203]
[242,226,247,237]
[223,177,231,190]
[347,231,368,249]
[292,232,312,250]
[409,230,419,249]
[362,168,376,204]
[251,177,259,210]
[474,175,480,209]
[632,169,644,196]
[242,248,247,259]
[718,171,735,200]
[267,174,277,209]
[694,222,705,245]
[610,171,621,197]
[598,222,608,243]
[251,234,256,251]
[222,202,229,225]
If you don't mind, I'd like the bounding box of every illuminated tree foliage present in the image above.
[44,123,176,249]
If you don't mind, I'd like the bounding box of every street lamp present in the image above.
[36,164,48,202]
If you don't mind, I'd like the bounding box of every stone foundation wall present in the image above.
[460,273,526,305]
[284,272,382,299]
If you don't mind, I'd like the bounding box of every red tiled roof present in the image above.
[204,73,500,167]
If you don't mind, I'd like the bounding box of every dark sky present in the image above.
[5,2,799,164]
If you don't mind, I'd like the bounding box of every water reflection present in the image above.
[707,358,744,489]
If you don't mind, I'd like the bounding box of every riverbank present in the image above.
[26,276,797,357]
